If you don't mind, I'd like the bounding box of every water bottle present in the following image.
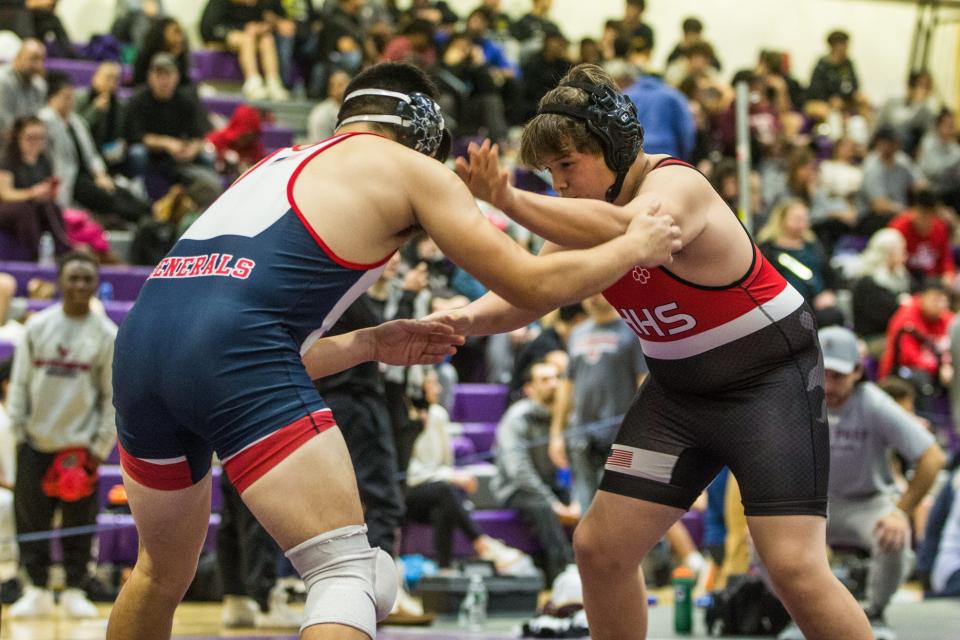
[38,232,55,267]
[672,566,695,634]
[98,281,114,302]
[457,574,488,631]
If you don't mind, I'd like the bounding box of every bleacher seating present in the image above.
[0,261,152,301]
[452,384,509,422]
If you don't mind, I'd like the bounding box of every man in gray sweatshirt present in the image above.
[492,360,577,583]
[7,251,117,619]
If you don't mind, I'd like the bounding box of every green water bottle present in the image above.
[672,566,695,634]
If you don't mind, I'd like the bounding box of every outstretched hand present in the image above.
[454,139,514,211]
[372,319,466,366]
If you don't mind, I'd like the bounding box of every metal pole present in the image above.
[735,80,753,234]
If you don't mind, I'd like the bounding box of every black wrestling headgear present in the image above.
[337,88,451,162]
[538,81,644,202]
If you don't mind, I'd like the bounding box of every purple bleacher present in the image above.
[460,422,497,457]
[401,509,543,559]
[452,384,509,422]
[262,123,294,150]
[191,49,244,83]
[25,298,134,326]
[97,465,223,512]
[45,58,131,88]
[202,93,244,117]
[680,509,705,550]
[97,513,220,565]
[0,261,152,301]
[452,434,477,462]
[0,340,13,361]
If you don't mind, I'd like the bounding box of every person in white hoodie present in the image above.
[7,251,117,620]
[405,367,523,571]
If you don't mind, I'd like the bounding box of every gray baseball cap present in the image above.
[818,326,860,374]
[149,52,178,72]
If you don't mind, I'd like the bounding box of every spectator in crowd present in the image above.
[512,0,561,62]
[0,356,18,582]
[380,18,437,69]
[0,0,35,40]
[859,126,919,237]
[0,116,71,258]
[405,367,524,570]
[551,294,646,512]
[435,31,508,143]
[276,0,323,90]
[478,0,514,44]
[612,0,654,61]
[111,0,166,48]
[578,37,603,66]
[199,0,292,100]
[664,41,720,89]
[0,39,46,136]
[76,62,127,170]
[888,188,955,284]
[815,326,945,636]
[520,32,571,123]
[818,136,864,202]
[132,17,193,90]
[492,360,577,584]
[22,0,76,58]
[878,279,954,391]
[852,228,911,357]
[218,475,301,629]
[124,54,220,200]
[806,30,862,115]
[400,0,459,30]
[756,49,805,114]
[39,72,151,226]
[7,252,116,619]
[875,69,938,156]
[623,67,696,159]
[929,469,960,597]
[757,198,839,316]
[918,110,960,212]
[781,146,857,254]
[666,17,720,70]
[509,303,585,401]
[313,0,366,95]
[307,68,349,142]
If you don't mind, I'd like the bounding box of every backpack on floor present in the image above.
[704,574,791,636]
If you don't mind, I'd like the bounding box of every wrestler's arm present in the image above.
[402,155,680,313]
[302,319,464,379]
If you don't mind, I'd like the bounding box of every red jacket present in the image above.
[879,295,953,379]
[888,211,955,278]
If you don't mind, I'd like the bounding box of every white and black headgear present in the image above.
[336,88,451,162]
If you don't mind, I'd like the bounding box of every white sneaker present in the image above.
[242,75,268,101]
[221,594,258,628]
[8,585,56,618]
[255,586,300,629]
[59,588,98,618]
[478,537,528,575]
[266,76,290,101]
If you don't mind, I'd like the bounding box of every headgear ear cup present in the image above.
[538,81,644,202]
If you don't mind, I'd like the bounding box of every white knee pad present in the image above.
[285,524,399,638]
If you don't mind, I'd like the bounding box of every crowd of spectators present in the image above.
[0,0,957,628]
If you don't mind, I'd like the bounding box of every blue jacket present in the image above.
[623,75,696,160]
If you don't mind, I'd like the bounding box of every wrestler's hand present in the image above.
[372,319,465,366]
[625,202,682,266]
[422,309,473,336]
[455,139,515,211]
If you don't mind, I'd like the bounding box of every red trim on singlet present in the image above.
[118,443,194,491]
[286,132,395,271]
[652,157,697,171]
[222,410,337,493]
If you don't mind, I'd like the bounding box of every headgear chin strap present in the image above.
[538,81,644,202]
[337,88,451,162]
